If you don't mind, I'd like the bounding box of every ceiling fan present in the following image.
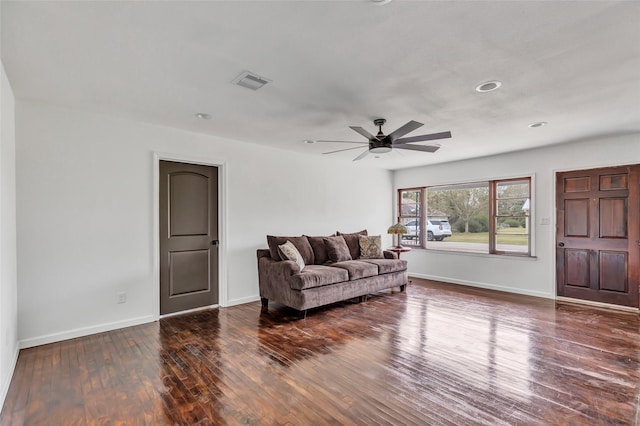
[317,118,451,161]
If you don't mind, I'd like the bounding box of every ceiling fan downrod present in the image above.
[373,118,386,139]
[370,118,392,153]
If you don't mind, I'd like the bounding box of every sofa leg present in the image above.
[298,309,307,320]
[261,297,268,307]
[400,284,407,292]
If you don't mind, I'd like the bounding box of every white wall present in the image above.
[15,100,393,347]
[0,62,19,408]
[394,133,640,298]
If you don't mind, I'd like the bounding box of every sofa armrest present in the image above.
[258,254,302,303]
[383,250,398,259]
[259,256,300,276]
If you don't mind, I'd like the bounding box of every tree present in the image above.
[428,186,489,233]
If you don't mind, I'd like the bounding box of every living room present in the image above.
[1,1,639,424]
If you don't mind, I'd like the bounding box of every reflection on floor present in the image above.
[1,278,638,425]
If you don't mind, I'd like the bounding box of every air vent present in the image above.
[232,71,271,91]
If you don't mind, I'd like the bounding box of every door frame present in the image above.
[152,151,228,319]
[553,161,640,308]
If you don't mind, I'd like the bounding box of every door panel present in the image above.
[565,249,590,288]
[564,177,590,192]
[564,199,589,237]
[599,198,626,238]
[556,165,639,307]
[169,250,210,295]
[169,173,209,236]
[599,251,627,292]
[160,161,218,315]
[600,173,627,190]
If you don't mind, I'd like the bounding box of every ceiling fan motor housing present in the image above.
[370,139,392,153]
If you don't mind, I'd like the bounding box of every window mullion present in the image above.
[420,187,426,247]
[489,180,497,253]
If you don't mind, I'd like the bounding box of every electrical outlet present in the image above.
[117,292,127,304]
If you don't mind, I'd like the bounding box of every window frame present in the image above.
[489,178,532,256]
[397,176,532,256]
[397,187,425,248]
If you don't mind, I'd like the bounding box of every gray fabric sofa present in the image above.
[257,232,408,318]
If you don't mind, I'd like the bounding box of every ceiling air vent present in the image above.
[232,71,271,91]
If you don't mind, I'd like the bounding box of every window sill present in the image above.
[408,247,538,260]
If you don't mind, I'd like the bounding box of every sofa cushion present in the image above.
[324,236,352,263]
[337,229,368,260]
[267,235,314,265]
[359,235,382,259]
[278,240,306,271]
[329,260,378,280]
[359,258,407,274]
[289,265,349,290]
[306,235,334,265]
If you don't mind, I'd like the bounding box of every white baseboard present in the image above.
[226,294,260,307]
[1,344,19,410]
[409,273,553,299]
[19,315,156,349]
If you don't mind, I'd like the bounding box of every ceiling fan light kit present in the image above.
[318,118,451,161]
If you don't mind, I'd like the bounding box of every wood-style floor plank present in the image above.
[2,278,639,425]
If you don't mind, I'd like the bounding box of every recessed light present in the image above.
[528,122,547,128]
[475,80,502,93]
[303,140,316,144]
[195,113,211,120]
[371,0,393,5]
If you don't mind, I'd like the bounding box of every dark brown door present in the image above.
[160,161,219,315]
[556,165,639,307]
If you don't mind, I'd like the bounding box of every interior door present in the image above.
[556,165,639,307]
[160,160,219,315]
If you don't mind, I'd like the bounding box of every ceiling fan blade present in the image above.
[315,140,368,145]
[394,131,452,144]
[352,149,370,161]
[394,144,441,153]
[387,120,423,141]
[349,126,377,141]
[323,146,368,155]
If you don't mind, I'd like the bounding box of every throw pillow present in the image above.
[278,240,305,271]
[359,235,382,259]
[336,229,368,260]
[305,235,335,265]
[267,235,315,265]
[323,236,352,263]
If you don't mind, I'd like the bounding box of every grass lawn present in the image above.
[447,227,528,245]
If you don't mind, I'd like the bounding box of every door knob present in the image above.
[211,240,219,246]
[558,242,565,247]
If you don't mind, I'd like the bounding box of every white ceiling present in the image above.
[2,1,639,170]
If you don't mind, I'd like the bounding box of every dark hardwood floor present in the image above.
[2,278,639,425]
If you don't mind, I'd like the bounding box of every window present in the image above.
[398,188,423,247]
[397,177,531,256]
[492,179,530,254]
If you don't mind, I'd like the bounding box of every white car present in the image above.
[404,219,452,242]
